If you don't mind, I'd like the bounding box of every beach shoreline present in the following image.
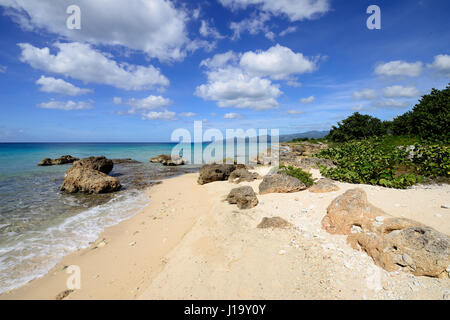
[1,167,449,300]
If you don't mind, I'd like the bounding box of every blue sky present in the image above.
[0,0,449,142]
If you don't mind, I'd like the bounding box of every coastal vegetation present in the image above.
[278,165,315,187]
[287,85,450,189]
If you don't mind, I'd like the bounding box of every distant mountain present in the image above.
[279,130,329,142]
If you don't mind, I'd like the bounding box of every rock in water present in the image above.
[60,157,120,194]
[76,156,114,174]
[257,217,292,229]
[60,165,121,194]
[38,155,79,166]
[309,178,339,193]
[150,154,186,166]
[258,173,307,195]
[226,186,258,209]
[197,164,236,185]
[228,168,260,184]
[322,188,450,278]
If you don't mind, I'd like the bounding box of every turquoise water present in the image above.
[0,143,196,294]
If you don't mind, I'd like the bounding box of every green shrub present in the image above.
[326,112,387,142]
[278,165,315,187]
[409,85,450,143]
[411,144,450,178]
[316,139,423,189]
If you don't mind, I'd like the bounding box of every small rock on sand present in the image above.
[257,217,292,229]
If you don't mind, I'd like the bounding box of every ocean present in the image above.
[0,142,201,294]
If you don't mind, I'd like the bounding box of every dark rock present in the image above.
[198,164,236,185]
[257,217,292,229]
[76,156,114,174]
[60,164,121,194]
[226,186,258,209]
[112,158,140,164]
[259,173,307,195]
[38,155,79,166]
[228,168,260,184]
[150,154,186,166]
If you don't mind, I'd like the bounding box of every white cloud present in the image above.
[200,20,224,39]
[223,112,242,119]
[113,97,123,105]
[179,112,197,117]
[229,12,271,40]
[279,26,297,36]
[219,0,330,21]
[287,110,304,115]
[375,60,423,77]
[286,80,302,87]
[38,100,93,111]
[142,110,177,121]
[117,95,172,114]
[0,65,7,73]
[429,54,450,77]
[36,76,92,96]
[372,99,410,109]
[383,85,420,98]
[240,44,317,80]
[352,89,378,100]
[0,0,192,61]
[300,96,315,104]
[200,51,238,69]
[19,42,169,91]
[195,66,282,110]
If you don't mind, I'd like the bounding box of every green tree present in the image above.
[327,112,386,142]
[392,111,413,136]
[409,85,450,142]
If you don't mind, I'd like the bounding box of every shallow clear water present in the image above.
[0,143,199,294]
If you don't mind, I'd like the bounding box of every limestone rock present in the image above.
[309,178,339,193]
[257,217,292,229]
[150,154,186,166]
[259,173,307,195]
[198,164,236,185]
[228,168,260,184]
[226,186,258,209]
[323,188,450,278]
[60,165,121,194]
[76,156,114,174]
[38,155,79,166]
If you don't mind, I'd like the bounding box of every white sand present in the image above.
[1,168,449,300]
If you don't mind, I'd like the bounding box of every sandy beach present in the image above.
[1,167,449,300]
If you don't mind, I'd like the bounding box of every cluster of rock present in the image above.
[150,154,186,166]
[279,142,335,170]
[228,168,260,184]
[323,188,450,278]
[60,156,121,194]
[226,186,258,209]
[38,155,79,166]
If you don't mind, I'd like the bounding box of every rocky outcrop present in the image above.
[60,165,121,194]
[257,217,292,229]
[287,142,328,157]
[259,173,307,195]
[60,157,120,194]
[323,189,450,278]
[281,156,335,170]
[76,156,114,174]
[226,186,258,209]
[112,158,140,164]
[198,164,236,185]
[150,154,186,166]
[309,178,339,193]
[228,168,260,184]
[38,155,79,166]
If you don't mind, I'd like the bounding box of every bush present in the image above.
[409,85,450,143]
[278,165,315,187]
[412,144,450,178]
[316,139,422,189]
[326,112,386,142]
